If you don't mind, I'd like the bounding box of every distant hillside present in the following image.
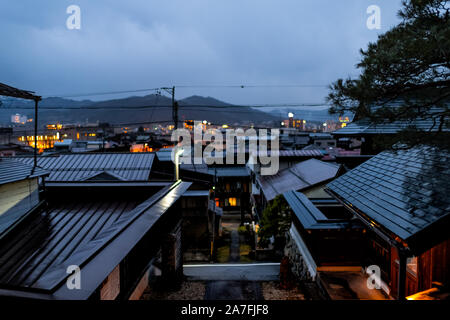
[0,94,276,126]
[180,95,232,106]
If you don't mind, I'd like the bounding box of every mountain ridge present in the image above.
[0,95,277,125]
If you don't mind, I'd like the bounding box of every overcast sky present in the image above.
[0,0,403,105]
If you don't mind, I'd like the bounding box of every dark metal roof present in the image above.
[12,153,155,182]
[0,158,49,185]
[0,82,40,100]
[326,145,450,245]
[283,191,351,229]
[257,150,323,158]
[208,166,249,177]
[0,180,191,295]
[180,163,209,174]
[258,159,341,201]
[183,190,209,197]
[156,148,174,162]
[45,181,171,188]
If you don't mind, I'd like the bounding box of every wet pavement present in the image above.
[229,229,240,262]
[184,263,280,281]
[204,281,263,300]
[188,221,275,300]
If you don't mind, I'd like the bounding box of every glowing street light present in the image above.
[174,148,184,180]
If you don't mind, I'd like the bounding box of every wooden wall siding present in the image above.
[406,272,418,296]
[431,238,450,286]
[0,178,38,216]
[389,237,450,298]
[418,250,432,292]
[415,238,450,294]
[128,269,149,300]
[100,264,120,300]
[390,249,418,299]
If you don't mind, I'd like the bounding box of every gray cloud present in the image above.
[0,0,402,105]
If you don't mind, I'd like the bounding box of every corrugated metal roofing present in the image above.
[258,159,341,201]
[0,181,191,292]
[257,150,323,158]
[0,199,139,288]
[0,158,49,185]
[326,145,450,242]
[12,153,155,182]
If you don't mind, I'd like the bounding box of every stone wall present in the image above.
[162,220,183,284]
[284,226,317,282]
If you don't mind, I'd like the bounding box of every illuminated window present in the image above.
[229,197,237,206]
[407,256,417,275]
[215,198,220,207]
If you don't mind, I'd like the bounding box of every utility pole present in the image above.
[211,167,217,262]
[33,97,41,171]
[172,86,178,129]
[161,86,178,129]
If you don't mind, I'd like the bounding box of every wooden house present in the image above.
[326,145,450,299]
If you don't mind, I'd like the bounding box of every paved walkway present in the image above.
[185,222,278,300]
[204,281,263,300]
[319,271,389,300]
[184,263,280,281]
[229,229,240,262]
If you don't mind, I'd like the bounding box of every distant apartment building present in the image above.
[10,113,27,124]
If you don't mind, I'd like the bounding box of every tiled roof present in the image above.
[326,145,450,243]
[333,110,449,136]
[0,158,49,185]
[12,153,155,182]
[258,159,341,201]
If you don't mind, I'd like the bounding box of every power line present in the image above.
[39,84,329,98]
[176,84,328,88]
[0,103,330,110]
[41,87,162,98]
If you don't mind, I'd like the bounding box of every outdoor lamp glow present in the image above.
[174,148,184,180]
